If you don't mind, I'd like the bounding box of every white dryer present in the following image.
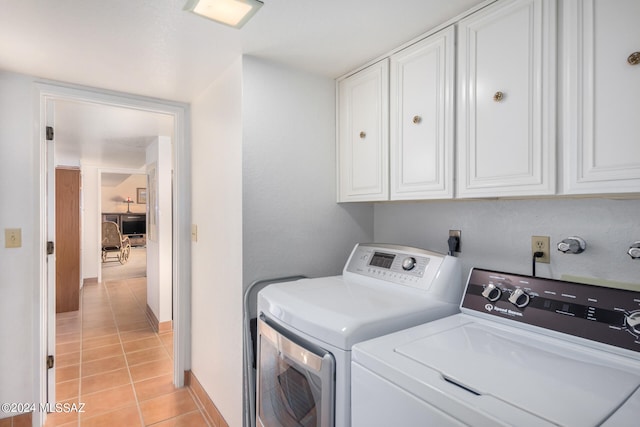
[256,243,462,427]
[352,268,640,427]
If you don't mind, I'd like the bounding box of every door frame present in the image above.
[35,81,191,427]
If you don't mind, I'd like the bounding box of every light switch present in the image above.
[191,224,198,242]
[5,228,22,248]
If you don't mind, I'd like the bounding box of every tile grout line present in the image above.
[72,275,198,426]
[75,284,85,427]
[102,278,147,427]
[184,387,215,427]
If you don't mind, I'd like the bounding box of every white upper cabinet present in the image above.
[390,26,455,200]
[337,60,389,202]
[562,0,640,194]
[457,0,556,198]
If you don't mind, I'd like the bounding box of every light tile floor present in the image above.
[46,277,210,426]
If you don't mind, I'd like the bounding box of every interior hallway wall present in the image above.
[242,56,374,289]
[374,198,640,288]
[146,136,172,324]
[190,58,244,427]
[0,70,37,418]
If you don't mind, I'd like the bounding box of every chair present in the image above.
[101,221,131,264]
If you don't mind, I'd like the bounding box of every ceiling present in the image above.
[0,0,484,167]
[54,100,174,169]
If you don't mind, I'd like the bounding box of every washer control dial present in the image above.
[482,283,502,302]
[401,257,417,271]
[627,312,640,334]
[508,288,531,308]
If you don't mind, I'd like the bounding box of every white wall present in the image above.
[0,71,37,418]
[191,58,244,427]
[374,198,640,287]
[242,56,374,290]
[146,137,173,323]
[81,166,99,280]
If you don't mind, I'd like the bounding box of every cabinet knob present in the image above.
[493,91,505,102]
[412,115,422,124]
[628,52,640,66]
[359,131,366,139]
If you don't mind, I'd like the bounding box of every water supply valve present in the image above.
[628,241,640,259]
[557,236,586,254]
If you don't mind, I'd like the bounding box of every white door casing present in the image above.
[36,83,190,427]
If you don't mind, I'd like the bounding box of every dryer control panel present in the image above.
[462,268,640,354]
[345,244,431,284]
[343,243,461,298]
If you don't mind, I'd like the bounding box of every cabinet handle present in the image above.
[493,91,505,102]
[412,115,422,124]
[628,52,640,66]
[359,131,366,139]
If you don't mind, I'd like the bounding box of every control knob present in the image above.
[402,257,417,271]
[508,288,531,308]
[627,312,640,334]
[482,283,502,302]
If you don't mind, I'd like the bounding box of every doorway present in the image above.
[100,173,148,283]
[36,82,191,427]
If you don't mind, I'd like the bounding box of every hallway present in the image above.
[47,278,209,426]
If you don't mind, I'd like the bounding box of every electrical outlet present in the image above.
[531,235,550,263]
[5,228,22,248]
[449,230,461,253]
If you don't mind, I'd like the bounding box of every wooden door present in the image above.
[56,167,80,313]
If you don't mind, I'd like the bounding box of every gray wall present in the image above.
[374,198,640,287]
[242,56,374,290]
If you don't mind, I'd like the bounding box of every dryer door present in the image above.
[257,316,335,427]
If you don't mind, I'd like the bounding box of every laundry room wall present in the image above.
[374,198,640,288]
[190,58,244,427]
[242,56,374,289]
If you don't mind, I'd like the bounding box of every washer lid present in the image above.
[396,321,640,426]
[257,276,458,349]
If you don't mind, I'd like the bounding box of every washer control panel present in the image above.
[462,268,640,354]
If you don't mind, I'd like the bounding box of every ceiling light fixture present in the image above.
[184,0,264,29]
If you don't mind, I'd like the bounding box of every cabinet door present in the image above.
[457,0,556,198]
[390,26,455,200]
[562,0,640,194]
[337,60,389,202]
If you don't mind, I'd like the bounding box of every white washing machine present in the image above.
[255,243,462,427]
[352,268,640,427]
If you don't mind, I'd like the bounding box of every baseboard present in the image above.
[158,319,172,333]
[83,277,98,285]
[185,370,229,427]
[145,304,160,332]
[0,411,31,426]
[145,304,173,333]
